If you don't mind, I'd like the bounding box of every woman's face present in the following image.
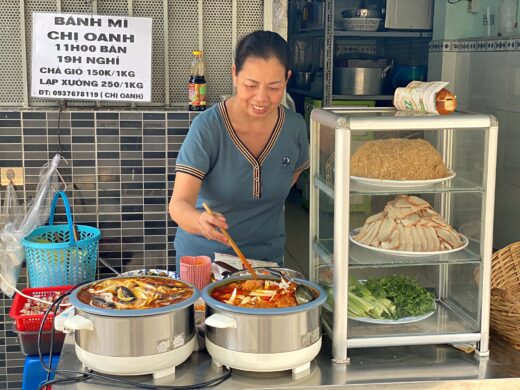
[232,56,290,119]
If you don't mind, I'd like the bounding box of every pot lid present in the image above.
[69,276,200,317]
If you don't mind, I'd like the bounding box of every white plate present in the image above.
[350,170,456,188]
[121,269,178,279]
[349,303,436,324]
[349,228,469,257]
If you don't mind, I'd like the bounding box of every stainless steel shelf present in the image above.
[314,175,484,196]
[331,95,394,101]
[293,30,432,39]
[291,29,325,38]
[287,87,322,99]
[313,239,482,267]
[287,89,392,101]
[334,30,433,38]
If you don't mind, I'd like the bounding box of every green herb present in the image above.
[327,275,435,320]
[363,275,436,319]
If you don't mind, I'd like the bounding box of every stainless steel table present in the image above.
[54,334,520,389]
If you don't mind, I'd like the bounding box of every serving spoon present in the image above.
[99,257,121,276]
[202,203,258,279]
[295,284,316,305]
[267,268,316,305]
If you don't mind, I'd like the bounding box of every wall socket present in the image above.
[0,167,24,186]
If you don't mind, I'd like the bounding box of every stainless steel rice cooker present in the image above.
[202,276,326,374]
[63,276,199,379]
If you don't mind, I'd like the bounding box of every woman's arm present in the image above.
[169,172,229,245]
[291,170,302,187]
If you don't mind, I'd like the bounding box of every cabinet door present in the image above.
[385,0,433,30]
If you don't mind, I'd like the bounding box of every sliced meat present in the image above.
[378,218,396,242]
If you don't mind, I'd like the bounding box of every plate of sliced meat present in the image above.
[349,228,468,256]
[349,195,469,256]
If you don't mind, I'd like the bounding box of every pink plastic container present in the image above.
[180,256,212,290]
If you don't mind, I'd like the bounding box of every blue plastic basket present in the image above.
[22,191,100,287]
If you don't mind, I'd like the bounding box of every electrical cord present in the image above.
[38,284,84,388]
[36,285,232,389]
[0,272,71,307]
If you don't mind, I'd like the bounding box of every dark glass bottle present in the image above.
[189,50,206,111]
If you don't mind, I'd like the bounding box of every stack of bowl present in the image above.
[341,8,382,32]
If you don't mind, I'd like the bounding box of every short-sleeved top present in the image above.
[173,101,309,264]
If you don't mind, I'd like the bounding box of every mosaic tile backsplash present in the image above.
[0,109,195,389]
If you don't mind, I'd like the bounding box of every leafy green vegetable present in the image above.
[327,275,435,320]
[363,275,436,319]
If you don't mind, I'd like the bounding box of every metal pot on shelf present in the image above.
[201,275,326,374]
[61,276,200,379]
[292,71,315,90]
[333,64,392,95]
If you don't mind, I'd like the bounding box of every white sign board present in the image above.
[31,12,152,102]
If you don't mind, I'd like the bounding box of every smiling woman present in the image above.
[169,30,309,272]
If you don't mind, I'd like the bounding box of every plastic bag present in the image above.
[2,180,23,228]
[0,154,62,297]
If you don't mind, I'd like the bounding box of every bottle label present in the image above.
[189,82,207,108]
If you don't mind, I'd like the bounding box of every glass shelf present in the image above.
[322,300,480,349]
[315,175,484,197]
[314,239,481,267]
[309,107,496,360]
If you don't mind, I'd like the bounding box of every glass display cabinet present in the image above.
[308,107,498,363]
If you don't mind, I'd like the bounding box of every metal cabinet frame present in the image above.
[309,107,498,363]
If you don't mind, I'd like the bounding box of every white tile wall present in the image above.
[429,37,520,249]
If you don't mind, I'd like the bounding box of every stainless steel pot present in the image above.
[69,306,195,357]
[292,71,314,90]
[201,276,326,354]
[333,65,391,95]
[63,276,199,376]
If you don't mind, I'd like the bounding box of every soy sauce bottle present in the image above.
[189,50,207,111]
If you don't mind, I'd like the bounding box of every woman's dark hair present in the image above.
[234,30,290,78]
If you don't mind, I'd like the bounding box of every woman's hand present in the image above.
[169,173,230,246]
[198,211,229,246]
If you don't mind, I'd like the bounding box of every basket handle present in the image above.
[49,191,76,245]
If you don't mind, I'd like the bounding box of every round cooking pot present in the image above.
[333,64,392,95]
[292,71,314,90]
[65,276,199,378]
[202,276,326,373]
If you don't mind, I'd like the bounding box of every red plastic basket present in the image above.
[9,285,73,332]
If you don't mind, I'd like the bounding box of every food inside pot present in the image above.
[77,276,193,309]
[211,279,299,308]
